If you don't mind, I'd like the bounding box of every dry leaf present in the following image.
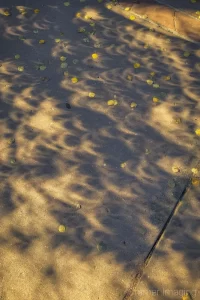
[34,9,40,13]
[127,74,133,81]
[89,92,95,98]
[18,66,24,72]
[134,62,141,69]
[153,83,160,88]
[4,10,11,16]
[195,128,200,136]
[120,162,127,168]
[191,168,198,175]
[107,100,118,106]
[92,53,98,60]
[125,7,131,11]
[152,97,159,103]
[58,225,67,232]
[130,15,136,20]
[172,166,180,173]
[60,56,67,61]
[163,75,171,81]
[71,77,78,83]
[191,177,200,186]
[39,39,46,44]
[130,102,137,108]
[147,79,153,85]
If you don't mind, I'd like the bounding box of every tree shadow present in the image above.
[0,1,200,299]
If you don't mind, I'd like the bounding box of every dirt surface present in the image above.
[0,1,200,299]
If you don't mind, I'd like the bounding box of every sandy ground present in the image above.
[0,1,200,299]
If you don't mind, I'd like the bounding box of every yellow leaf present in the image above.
[150,72,155,76]
[34,9,40,13]
[39,39,46,44]
[146,79,153,85]
[64,1,70,6]
[184,51,190,57]
[18,66,24,72]
[71,77,78,83]
[191,177,200,186]
[196,11,200,15]
[174,118,181,124]
[120,162,127,168]
[58,225,67,232]
[89,92,95,98]
[92,53,98,60]
[130,15,136,21]
[127,74,133,81]
[172,166,180,173]
[195,128,200,136]
[134,62,141,69]
[60,56,67,61]
[152,97,159,103]
[125,7,131,11]
[163,75,171,81]
[153,83,160,88]
[76,12,81,18]
[107,100,118,106]
[55,38,61,43]
[191,168,198,175]
[106,4,112,9]
[130,102,137,108]
[3,10,11,16]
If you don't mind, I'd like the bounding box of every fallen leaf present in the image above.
[120,162,127,168]
[18,66,24,72]
[107,100,118,106]
[130,102,137,108]
[39,39,46,44]
[34,8,40,13]
[89,92,95,98]
[90,22,95,27]
[39,65,46,71]
[127,74,133,81]
[64,1,70,6]
[172,166,180,173]
[191,168,198,175]
[191,177,200,186]
[8,138,15,145]
[78,27,86,33]
[55,38,61,43]
[60,62,68,68]
[130,15,136,20]
[10,158,16,165]
[184,51,190,57]
[15,54,20,60]
[195,128,200,136]
[153,83,160,88]
[163,75,171,81]
[92,53,98,60]
[182,292,193,300]
[58,225,67,232]
[147,79,154,85]
[4,10,11,16]
[106,4,112,9]
[150,72,155,77]
[174,118,181,124]
[76,12,81,18]
[134,62,141,69]
[20,8,27,15]
[71,77,78,83]
[60,56,67,62]
[152,97,159,103]
[125,7,131,11]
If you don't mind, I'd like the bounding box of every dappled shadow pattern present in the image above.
[0,0,200,299]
